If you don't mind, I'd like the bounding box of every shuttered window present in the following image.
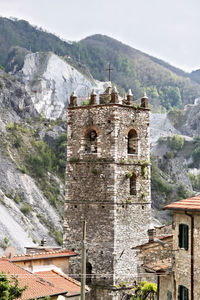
[178,285,189,300]
[178,224,188,250]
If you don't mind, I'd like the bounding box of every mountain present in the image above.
[0,69,66,253]
[78,35,200,110]
[190,69,200,84]
[19,52,95,119]
[1,17,200,111]
[1,16,200,236]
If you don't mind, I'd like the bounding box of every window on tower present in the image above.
[128,129,138,154]
[85,130,98,153]
[86,262,92,284]
[130,172,137,195]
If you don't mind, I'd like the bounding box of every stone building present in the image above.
[63,86,152,299]
[164,195,200,300]
[134,225,173,299]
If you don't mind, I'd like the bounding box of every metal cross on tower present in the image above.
[106,63,113,81]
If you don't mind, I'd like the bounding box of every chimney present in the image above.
[69,92,77,107]
[90,89,97,105]
[141,92,148,108]
[127,89,133,105]
[110,86,119,104]
[147,228,154,242]
[40,238,47,247]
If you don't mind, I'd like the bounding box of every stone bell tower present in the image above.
[63,86,151,299]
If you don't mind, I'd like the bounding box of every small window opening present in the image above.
[130,173,137,195]
[178,285,188,300]
[74,205,77,208]
[85,130,97,153]
[108,120,111,123]
[86,262,92,284]
[128,129,138,154]
[178,224,188,250]
[142,205,144,210]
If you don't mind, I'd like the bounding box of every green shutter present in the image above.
[184,224,189,250]
[179,224,183,248]
[178,285,181,300]
[184,287,189,300]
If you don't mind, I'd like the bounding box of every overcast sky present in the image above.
[0,0,199,72]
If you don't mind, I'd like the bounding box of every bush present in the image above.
[20,203,32,215]
[55,230,63,246]
[18,166,27,174]
[14,193,21,204]
[28,154,46,177]
[0,272,27,298]
[0,237,10,250]
[169,134,184,151]
[133,280,157,299]
[189,172,200,191]
[164,151,174,159]
[44,190,57,207]
[177,184,191,200]
[151,162,173,195]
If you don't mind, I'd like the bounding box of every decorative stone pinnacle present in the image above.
[128,89,133,96]
[143,92,148,99]
[91,89,96,96]
[71,91,77,97]
[112,86,118,94]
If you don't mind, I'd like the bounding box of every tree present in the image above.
[132,281,157,300]
[169,134,184,151]
[0,272,27,299]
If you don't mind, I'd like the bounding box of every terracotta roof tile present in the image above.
[143,258,172,273]
[133,235,173,249]
[10,249,76,262]
[35,269,88,296]
[164,196,200,211]
[0,259,67,299]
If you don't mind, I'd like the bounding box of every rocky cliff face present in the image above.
[168,98,200,137]
[0,70,64,254]
[19,52,104,119]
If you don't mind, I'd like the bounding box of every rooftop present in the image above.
[142,258,172,273]
[0,249,76,262]
[164,195,200,211]
[9,249,76,262]
[0,258,67,299]
[35,269,89,297]
[133,234,173,249]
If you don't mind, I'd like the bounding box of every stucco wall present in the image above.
[173,212,200,299]
[14,257,70,274]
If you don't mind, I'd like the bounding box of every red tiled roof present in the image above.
[10,249,76,262]
[35,269,88,296]
[143,258,172,273]
[133,235,173,249]
[0,258,67,299]
[164,196,200,211]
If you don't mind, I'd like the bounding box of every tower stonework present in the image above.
[63,89,151,299]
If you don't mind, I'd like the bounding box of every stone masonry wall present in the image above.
[63,103,151,296]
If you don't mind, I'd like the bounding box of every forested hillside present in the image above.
[1,17,200,111]
[78,35,200,110]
